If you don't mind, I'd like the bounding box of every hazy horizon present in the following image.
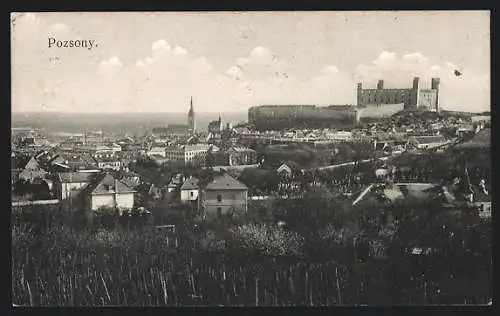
[11,11,490,114]
[11,111,249,134]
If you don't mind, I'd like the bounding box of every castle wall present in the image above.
[248,105,359,129]
[358,103,405,119]
[357,88,412,108]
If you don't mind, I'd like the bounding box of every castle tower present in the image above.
[409,77,420,109]
[187,96,196,133]
[431,78,440,112]
[356,83,363,106]
[377,80,384,90]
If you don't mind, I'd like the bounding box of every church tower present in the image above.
[187,96,196,133]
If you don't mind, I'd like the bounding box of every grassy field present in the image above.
[11,201,492,306]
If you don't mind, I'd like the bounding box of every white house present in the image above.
[276,163,293,176]
[85,173,136,212]
[375,168,389,179]
[164,144,218,166]
[167,173,185,193]
[407,136,449,150]
[329,131,352,142]
[180,177,200,203]
[95,157,122,171]
[55,171,96,200]
[147,147,167,158]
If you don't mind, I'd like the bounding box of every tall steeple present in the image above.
[187,96,196,133]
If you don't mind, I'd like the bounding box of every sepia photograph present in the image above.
[11,11,491,306]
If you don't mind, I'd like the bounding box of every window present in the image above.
[217,207,222,217]
[217,194,222,202]
[190,191,194,197]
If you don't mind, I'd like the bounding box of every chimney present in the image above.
[377,80,384,90]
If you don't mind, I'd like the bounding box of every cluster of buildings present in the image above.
[11,82,491,223]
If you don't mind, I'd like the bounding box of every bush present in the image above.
[230,223,305,257]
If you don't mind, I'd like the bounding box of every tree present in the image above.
[94,206,119,230]
[205,150,216,167]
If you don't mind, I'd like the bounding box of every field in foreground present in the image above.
[12,201,492,306]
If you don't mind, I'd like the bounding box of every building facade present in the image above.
[164,144,216,166]
[84,173,136,211]
[202,173,248,218]
[356,77,440,112]
[55,171,95,200]
[227,147,258,166]
[208,115,223,133]
[180,177,200,204]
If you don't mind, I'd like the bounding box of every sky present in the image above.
[11,11,490,113]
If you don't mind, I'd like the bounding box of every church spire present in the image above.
[187,96,196,132]
[188,96,194,115]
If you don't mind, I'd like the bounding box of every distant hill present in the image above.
[11,111,248,135]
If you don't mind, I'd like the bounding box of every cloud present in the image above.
[229,46,291,80]
[321,65,340,76]
[151,39,171,57]
[48,22,70,37]
[12,32,490,113]
[173,46,187,55]
[98,56,123,74]
[225,66,243,80]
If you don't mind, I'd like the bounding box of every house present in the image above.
[54,171,97,200]
[167,173,185,193]
[18,156,48,183]
[276,161,303,178]
[180,177,200,204]
[146,183,165,200]
[120,173,141,189]
[407,135,449,150]
[472,188,491,220]
[151,127,170,137]
[330,131,352,142]
[227,147,257,166]
[164,144,218,166]
[11,154,31,184]
[202,173,248,218]
[454,128,490,150]
[94,156,122,171]
[166,124,190,136]
[276,163,293,178]
[455,125,475,138]
[208,115,223,133]
[83,172,136,212]
[147,146,166,158]
[149,155,170,166]
[49,153,99,172]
